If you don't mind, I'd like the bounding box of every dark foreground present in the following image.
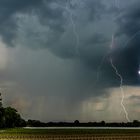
[0,128,140,139]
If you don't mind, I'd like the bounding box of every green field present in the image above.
[0,128,140,140]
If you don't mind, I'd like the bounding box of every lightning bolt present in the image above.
[110,35,130,122]
[95,0,120,84]
[57,0,80,56]
[96,1,130,122]
[65,0,80,56]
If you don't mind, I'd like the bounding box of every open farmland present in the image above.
[0,128,140,140]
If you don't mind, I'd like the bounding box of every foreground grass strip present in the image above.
[0,135,140,140]
[0,128,140,139]
[1,128,140,134]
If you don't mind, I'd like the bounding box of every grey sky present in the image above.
[0,0,139,122]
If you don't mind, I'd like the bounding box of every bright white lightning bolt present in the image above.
[110,35,130,122]
[85,0,132,121]
[65,0,80,56]
[95,0,120,84]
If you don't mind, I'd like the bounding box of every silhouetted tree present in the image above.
[0,107,26,128]
[0,107,5,127]
[74,120,80,125]
[133,120,140,127]
[101,121,105,126]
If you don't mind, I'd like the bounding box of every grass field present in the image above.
[0,128,140,139]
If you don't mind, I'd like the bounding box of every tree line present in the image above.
[27,120,140,127]
[0,107,140,128]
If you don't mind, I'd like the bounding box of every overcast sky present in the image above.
[0,0,140,122]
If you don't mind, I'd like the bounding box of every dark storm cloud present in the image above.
[0,0,139,88]
[111,0,140,86]
[0,0,41,19]
[0,0,139,121]
[0,0,125,88]
[0,0,68,47]
[0,0,108,47]
[0,0,44,45]
[78,0,140,87]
